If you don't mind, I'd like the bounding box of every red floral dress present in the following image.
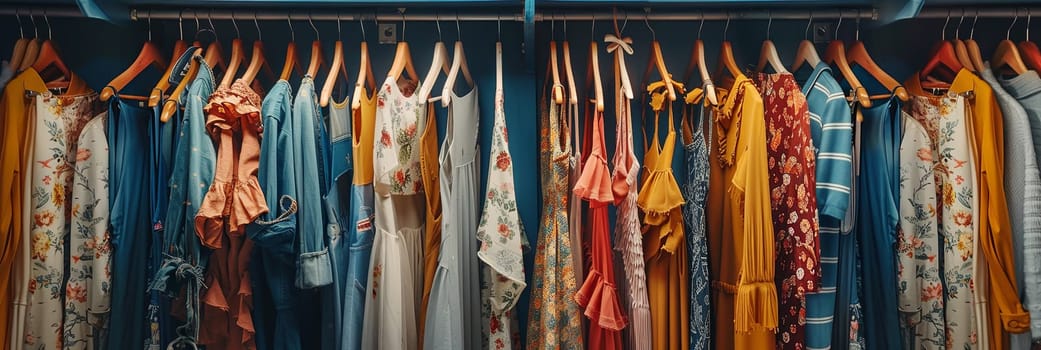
[753,73,820,350]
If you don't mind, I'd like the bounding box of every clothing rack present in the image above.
[1,5,1040,22]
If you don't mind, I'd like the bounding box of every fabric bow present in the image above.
[604,34,633,55]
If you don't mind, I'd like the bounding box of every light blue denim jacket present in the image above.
[292,77,333,288]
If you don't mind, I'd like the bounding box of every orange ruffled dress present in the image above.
[573,103,626,350]
[637,93,689,350]
[196,79,269,350]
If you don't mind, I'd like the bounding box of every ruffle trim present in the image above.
[636,171,685,214]
[195,182,230,249]
[734,281,778,333]
[229,178,269,234]
[199,269,255,350]
[574,155,614,204]
[574,269,628,331]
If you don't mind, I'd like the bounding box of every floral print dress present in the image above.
[526,80,584,350]
[903,91,978,349]
[478,85,527,350]
[754,73,820,350]
[24,91,106,349]
[362,76,428,350]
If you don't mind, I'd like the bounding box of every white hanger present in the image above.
[419,13,451,102]
[442,13,475,107]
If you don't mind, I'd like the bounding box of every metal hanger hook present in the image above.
[550,13,555,41]
[207,8,217,39]
[308,11,319,41]
[43,8,51,40]
[970,8,979,40]
[1008,8,1019,41]
[360,13,367,41]
[643,8,655,41]
[435,12,442,41]
[591,14,596,42]
[193,9,200,38]
[179,9,185,40]
[1027,8,1032,41]
[723,11,731,41]
[766,10,772,40]
[456,12,461,42]
[942,9,951,40]
[805,10,813,40]
[621,11,628,34]
[855,9,861,41]
[147,9,153,42]
[336,12,342,41]
[287,13,295,42]
[562,13,567,39]
[15,8,23,39]
[29,8,38,39]
[254,11,262,41]
[399,8,406,42]
[698,11,705,39]
[954,8,965,40]
[497,12,502,42]
[834,10,842,40]
[231,11,240,39]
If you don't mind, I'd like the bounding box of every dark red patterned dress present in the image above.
[753,73,820,350]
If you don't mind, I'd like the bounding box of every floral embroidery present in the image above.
[902,94,978,348]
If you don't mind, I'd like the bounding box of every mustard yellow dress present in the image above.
[637,91,688,350]
[707,74,777,350]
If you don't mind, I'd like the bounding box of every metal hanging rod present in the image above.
[0,6,84,18]
[129,9,524,22]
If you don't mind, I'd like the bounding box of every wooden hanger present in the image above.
[791,12,822,73]
[949,11,976,72]
[1019,9,1041,71]
[218,14,245,89]
[31,11,71,87]
[919,11,964,88]
[561,15,579,106]
[586,38,604,112]
[160,47,204,123]
[846,9,908,101]
[18,10,40,72]
[8,10,30,73]
[148,10,189,107]
[102,11,167,102]
[352,17,377,111]
[241,12,274,87]
[822,12,870,108]
[305,13,324,78]
[320,15,350,107]
[280,16,303,81]
[641,13,676,101]
[387,11,420,83]
[714,13,743,90]
[442,40,474,107]
[993,12,1030,76]
[755,13,788,74]
[682,16,717,105]
[963,10,986,72]
[418,16,450,102]
[549,40,564,104]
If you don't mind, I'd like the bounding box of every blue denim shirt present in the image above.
[293,77,333,288]
[150,47,214,343]
[247,80,298,257]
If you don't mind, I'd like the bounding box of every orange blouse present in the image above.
[418,103,441,350]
